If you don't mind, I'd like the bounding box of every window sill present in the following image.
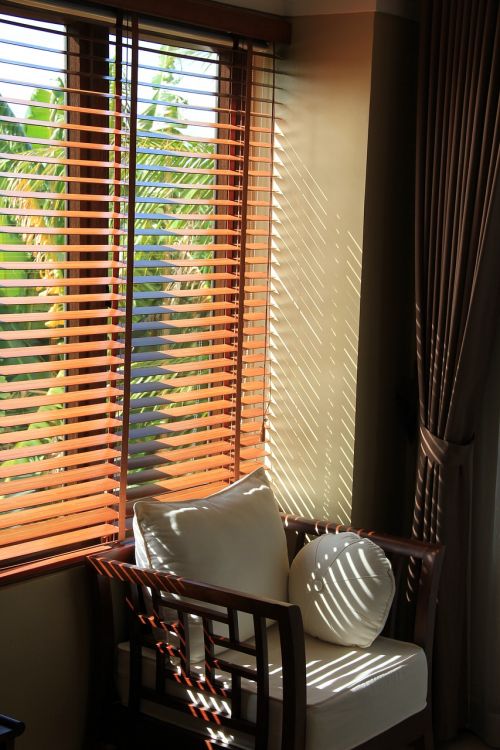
[0,543,115,587]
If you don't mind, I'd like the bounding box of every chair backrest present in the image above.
[89,540,306,750]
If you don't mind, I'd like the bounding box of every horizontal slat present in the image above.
[0,189,124,203]
[0,325,124,341]
[131,330,236,346]
[0,261,125,271]
[0,276,122,289]
[131,343,236,362]
[241,367,266,378]
[130,357,236,376]
[135,128,272,152]
[240,434,263,447]
[0,308,123,324]
[0,494,119,530]
[130,386,234,408]
[0,448,121,480]
[243,342,266,352]
[0,170,125,188]
[131,316,236,332]
[135,112,270,136]
[0,131,125,155]
[244,284,269,293]
[243,325,267,336]
[241,407,265,419]
[0,205,125,218]
[0,434,121,463]
[128,482,228,506]
[0,115,122,136]
[135,164,270,179]
[133,259,238,269]
[240,461,264,474]
[2,340,123,359]
[0,478,120,514]
[0,357,123,377]
[134,228,239,238]
[242,396,265,408]
[244,312,267,322]
[133,182,243,194]
[241,381,265,393]
[129,243,264,254]
[0,523,119,564]
[0,372,122,394]
[133,228,267,237]
[0,507,119,547]
[243,300,268,310]
[240,447,267,460]
[0,400,120,429]
[0,96,124,119]
[241,421,264,434]
[130,372,235,393]
[129,454,232,482]
[2,387,122,412]
[243,353,266,363]
[0,417,121,446]
[127,441,232,470]
[129,413,234,438]
[126,468,232,500]
[1,463,117,495]
[128,427,234,454]
[131,273,236,284]
[129,399,234,423]
[0,152,125,170]
[132,287,235,300]
[129,302,237,315]
[133,211,266,222]
[2,294,125,307]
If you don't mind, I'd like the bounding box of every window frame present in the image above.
[0,0,279,581]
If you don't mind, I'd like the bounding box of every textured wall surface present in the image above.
[0,567,91,750]
[269,13,374,522]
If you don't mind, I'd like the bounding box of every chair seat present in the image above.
[116,625,427,750]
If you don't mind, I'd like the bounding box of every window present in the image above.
[0,2,276,571]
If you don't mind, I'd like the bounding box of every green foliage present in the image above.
[1,46,219,470]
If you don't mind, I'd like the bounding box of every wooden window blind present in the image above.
[0,2,275,570]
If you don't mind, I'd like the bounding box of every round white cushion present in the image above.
[289,532,395,648]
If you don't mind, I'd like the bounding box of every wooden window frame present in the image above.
[0,0,279,581]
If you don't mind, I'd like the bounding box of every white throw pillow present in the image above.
[133,468,289,661]
[289,532,395,648]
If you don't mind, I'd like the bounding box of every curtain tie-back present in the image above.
[419,425,473,467]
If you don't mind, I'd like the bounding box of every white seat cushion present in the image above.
[116,625,427,750]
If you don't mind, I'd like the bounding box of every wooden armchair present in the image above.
[86,514,444,750]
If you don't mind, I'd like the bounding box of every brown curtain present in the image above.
[413,0,500,741]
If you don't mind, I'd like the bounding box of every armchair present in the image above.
[87,513,443,750]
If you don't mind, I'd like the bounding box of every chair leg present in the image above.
[423,723,434,750]
[412,720,434,750]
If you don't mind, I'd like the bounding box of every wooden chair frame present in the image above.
[86,514,444,750]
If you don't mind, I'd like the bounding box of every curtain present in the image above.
[413,0,500,741]
[470,320,500,747]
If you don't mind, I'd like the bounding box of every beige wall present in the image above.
[269,11,417,527]
[269,12,375,522]
[0,567,92,750]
